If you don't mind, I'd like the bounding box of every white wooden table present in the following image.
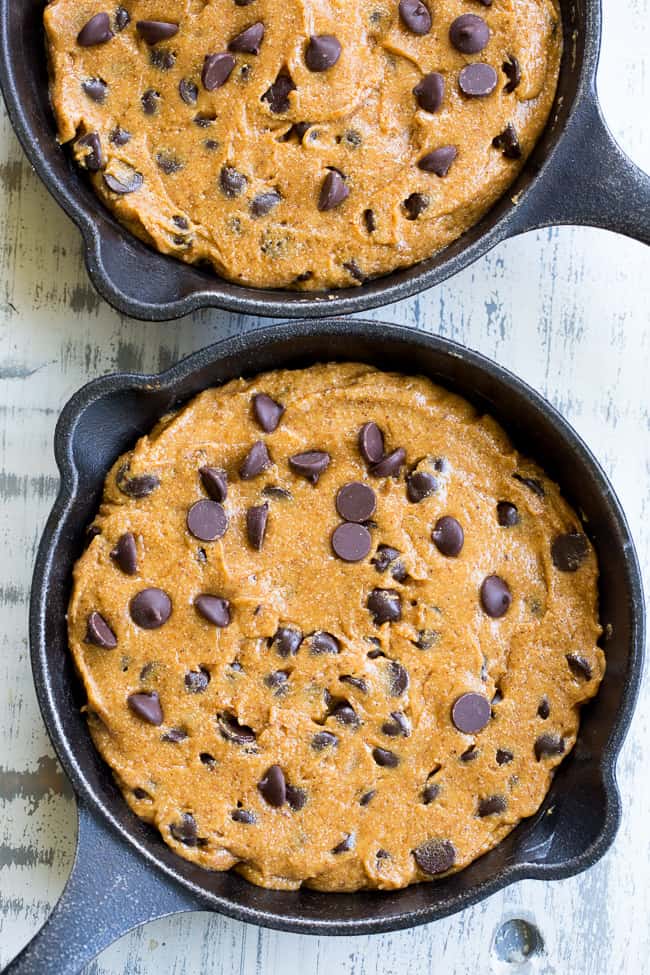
[1,2,648,971]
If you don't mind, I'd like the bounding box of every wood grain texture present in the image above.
[1,0,649,970]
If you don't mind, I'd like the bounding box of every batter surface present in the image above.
[45,0,562,290]
[69,363,603,891]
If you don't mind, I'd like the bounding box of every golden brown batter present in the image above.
[45,0,561,290]
[68,364,603,891]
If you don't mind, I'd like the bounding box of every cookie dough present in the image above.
[69,363,604,892]
[45,1,562,290]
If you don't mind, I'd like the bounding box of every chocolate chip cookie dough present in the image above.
[69,363,604,891]
[45,0,561,289]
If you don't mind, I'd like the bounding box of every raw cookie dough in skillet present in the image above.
[45,0,562,290]
[69,363,604,892]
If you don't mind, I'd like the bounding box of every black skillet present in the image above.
[0,2,648,321]
[5,320,644,974]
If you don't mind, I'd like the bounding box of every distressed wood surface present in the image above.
[1,1,649,971]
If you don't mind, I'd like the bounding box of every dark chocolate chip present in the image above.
[331,701,359,726]
[262,72,296,113]
[203,52,236,91]
[478,795,507,817]
[272,626,303,657]
[258,765,286,806]
[497,501,519,526]
[418,146,457,176]
[200,466,227,502]
[218,712,256,744]
[360,789,376,806]
[250,190,282,217]
[136,20,178,44]
[229,22,265,54]
[502,54,521,93]
[187,500,228,541]
[78,13,114,46]
[551,532,589,572]
[414,838,456,875]
[265,669,289,691]
[480,575,512,617]
[318,170,349,211]
[537,696,550,720]
[566,653,593,681]
[247,502,269,550]
[449,14,489,53]
[343,260,365,282]
[359,422,384,464]
[368,588,401,625]
[86,611,117,649]
[82,78,108,103]
[305,34,341,71]
[286,785,308,810]
[388,660,409,696]
[104,168,143,194]
[398,0,432,35]
[310,631,340,655]
[372,747,399,767]
[403,192,429,220]
[413,71,444,113]
[452,692,491,733]
[459,62,498,97]
[339,674,368,693]
[232,808,257,823]
[371,544,401,573]
[195,594,231,627]
[115,7,130,31]
[75,132,105,171]
[141,89,160,115]
[460,745,479,762]
[220,165,248,197]
[289,450,330,483]
[150,48,176,70]
[496,748,513,765]
[179,78,199,104]
[414,628,439,650]
[312,731,338,750]
[336,482,377,522]
[110,126,131,146]
[363,209,377,233]
[534,733,565,760]
[422,782,440,804]
[432,516,464,556]
[162,727,187,743]
[332,832,354,854]
[253,393,284,431]
[513,472,545,496]
[493,122,522,159]
[169,813,197,845]
[262,484,292,501]
[128,691,163,725]
[240,440,271,479]
[371,447,406,478]
[332,522,372,562]
[130,589,171,629]
[185,667,210,693]
[382,710,410,737]
[110,532,137,575]
[407,471,437,502]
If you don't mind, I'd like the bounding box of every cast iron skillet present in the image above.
[5,320,644,974]
[0,3,649,321]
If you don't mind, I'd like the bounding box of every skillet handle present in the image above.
[510,95,650,245]
[3,801,200,975]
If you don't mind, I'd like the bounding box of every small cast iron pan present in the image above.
[6,320,644,974]
[0,2,648,321]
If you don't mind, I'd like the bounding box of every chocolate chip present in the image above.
[551,532,589,572]
[407,471,437,502]
[318,170,349,211]
[200,466,227,502]
[289,450,330,483]
[150,48,176,70]
[413,71,444,113]
[336,482,377,523]
[497,501,519,526]
[203,52,236,90]
[185,667,210,693]
[537,696,550,720]
[371,447,405,478]
[75,132,105,173]
[343,260,365,282]
[78,13,114,46]
[403,192,429,220]
[388,660,409,696]
[363,209,377,233]
[128,691,163,725]
[252,393,284,431]
[372,747,399,767]
[332,832,354,854]
[371,544,401,573]
[452,692,491,734]
[110,532,137,575]
[358,790,375,808]
[459,63,497,97]
[493,122,522,159]
[229,22,265,53]
[220,165,247,197]
[141,89,160,115]
[359,422,384,464]
[271,626,303,657]
[115,7,130,31]
[368,588,401,625]
[262,72,296,112]
[432,516,464,556]
[218,712,256,744]
[305,34,341,71]
[194,113,216,127]
[195,594,231,627]
[382,710,410,737]
[496,748,513,765]
[534,733,565,760]
[247,502,269,550]
[478,795,507,817]
[331,701,359,726]
[414,838,455,874]
[130,589,171,629]
[232,808,256,824]
[286,785,308,810]
[265,669,289,691]
[104,168,143,194]
[340,675,368,693]
[240,441,271,479]
[418,146,457,176]
[136,20,178,44]
[398,0,431,35]
[82,78,108,103]
[312,731,338,750]
[566,653,593,681]
[502,54,521,93]
[179,78,198,104]
[249,190,282,218]
[262,484,292,501]
[513,472,545,496]
[414,628,439,650]
[332,522,372,562]
[85,611,117,649]
[162,727,187,743]
[480,575,512,617]
[110,127,131,146]
[310,631,340,655]
[169,813,198,846]
[449,14,489,53]
[460,745,479,762]
[187,500,228,541]
[258,765,286,806]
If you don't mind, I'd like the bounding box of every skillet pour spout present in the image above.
[5,321,644,973]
